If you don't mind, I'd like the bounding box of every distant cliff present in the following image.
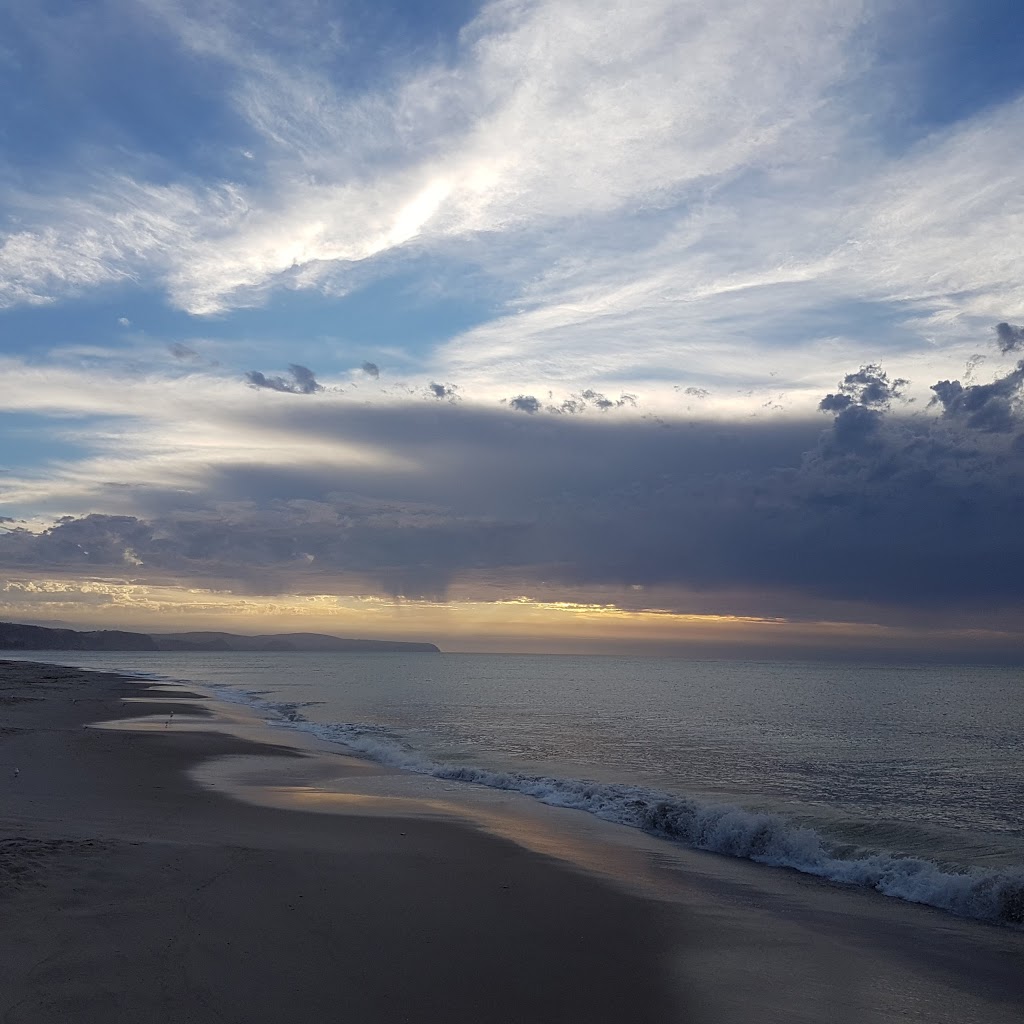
[0,622,440,654]
[0,622,158,651]
[150,631,440,653]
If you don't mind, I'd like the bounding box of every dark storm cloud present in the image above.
[362,362,380,378]
[0,514,155,565]
[815,364,911,453]
[245,364,324,395]
[930,361,1024,433]
[827,401,887,452]
[995,322,1024,353]
[818,363,907,413]
[4,356,1024,611]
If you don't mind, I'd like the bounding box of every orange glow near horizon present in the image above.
[2,576,1021,657]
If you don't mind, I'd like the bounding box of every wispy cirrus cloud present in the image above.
[3,0,1020,421]
[1,0,871,315]
[434,91,1024,406]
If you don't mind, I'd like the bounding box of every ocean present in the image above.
[11,650,1024,926]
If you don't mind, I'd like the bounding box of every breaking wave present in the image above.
[209,685,1024,927]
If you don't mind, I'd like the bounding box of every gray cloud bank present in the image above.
[3,357,1024,630]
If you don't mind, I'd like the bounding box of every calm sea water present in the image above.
[12,650,1024,924]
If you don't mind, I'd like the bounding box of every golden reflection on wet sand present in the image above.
[94,686,653,886]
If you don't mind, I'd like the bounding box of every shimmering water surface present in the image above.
[13,650,1024,922]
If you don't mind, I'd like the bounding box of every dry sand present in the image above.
[0,660,682,1023]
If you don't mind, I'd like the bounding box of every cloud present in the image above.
[508,395,541,414]
[555,390,637,414]
[170,342,200,360]
[4,4,1024,638]
[246,364,324,394]
[3,354,1023,619]
[0,175,242,311]
[818,364,908,413]
[0,514,155,567]
[427,381,459,401]
[504,390,637,415]
[930,361,1024,433]
[996,322,1024,354]
[963,353,986,383]
[2,0,1022,424]
[816,363,909,451]
[433,92,1024,405]
[0,0,874,320]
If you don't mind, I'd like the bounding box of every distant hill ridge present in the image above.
[0,621,440,654]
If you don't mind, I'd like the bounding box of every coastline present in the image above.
[3,656,1024,1024]
[0,659,681,1023]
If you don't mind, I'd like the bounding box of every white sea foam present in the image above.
[208,684,1024,927]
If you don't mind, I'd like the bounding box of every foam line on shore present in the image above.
[207,684,1024,928]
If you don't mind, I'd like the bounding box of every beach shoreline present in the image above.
[0,658,683,1023]
[3,656,1024,1024]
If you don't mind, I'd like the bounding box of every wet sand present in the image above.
[0,660,681,1023]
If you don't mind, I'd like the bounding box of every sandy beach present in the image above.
[3,657,1024,1024]
[0,659,684,1023]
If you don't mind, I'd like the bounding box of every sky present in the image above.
[1,0,1023,659]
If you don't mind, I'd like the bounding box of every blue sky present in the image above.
[1,0,1023,655]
